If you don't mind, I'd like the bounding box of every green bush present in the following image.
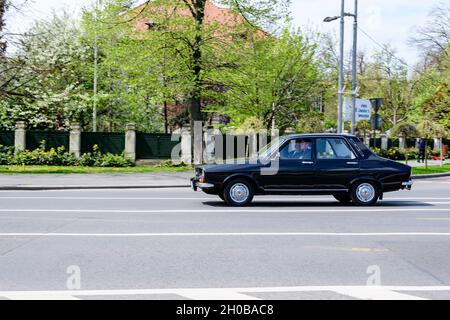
[157,160,189,168]
[0,141,134,167]
[0,145,14,165]
[99,153,135,167]
[371,147,406,160]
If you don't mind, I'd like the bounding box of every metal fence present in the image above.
[26,131,70,151]
[136,133,180,159]
[81,132,125,155]
[0,131,14,147]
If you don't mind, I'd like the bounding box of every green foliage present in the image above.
[157,160,190,168]
[234,117,266,133]
[0,142,134,167]
[213,27,321,130]
[296,112,324,133]
[391,123,420,138]
[417,120,448,138]
[371,147,406,160]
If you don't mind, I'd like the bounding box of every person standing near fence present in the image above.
[418,137,426,163]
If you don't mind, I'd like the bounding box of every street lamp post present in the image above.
[351,0,358,135]
[324,0,359,134]
[337,0,345,134]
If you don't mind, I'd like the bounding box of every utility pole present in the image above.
[350,0,358,135]
[324,1,360,134]
[337,0,345,134]
[93,0,100,132]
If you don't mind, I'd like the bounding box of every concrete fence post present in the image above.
[399,137,406,149]
[69,123,81,159]
[14,121,26,153]
[181,127,192,164]
[193,121,203,165]
[125,123,136,162]
[203,128,216,164]
[381,135,388,150]
[248,131,258,157]
[364,133,370,147]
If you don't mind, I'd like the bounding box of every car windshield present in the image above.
[257,136,287,162]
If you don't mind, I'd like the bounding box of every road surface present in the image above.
[1,177,450,300]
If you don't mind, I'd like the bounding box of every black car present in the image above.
[191,134,413,206]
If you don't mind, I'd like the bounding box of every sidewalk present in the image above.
[0,172,193,190]
[399,160,447,167]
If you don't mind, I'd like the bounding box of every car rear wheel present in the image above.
[351,181,379,206]
[333,194,351,204]
[223,179,254,207]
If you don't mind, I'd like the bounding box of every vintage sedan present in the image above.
[191,134,413,206]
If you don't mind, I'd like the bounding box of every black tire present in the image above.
[333,194,351,204]
[350,181,379,206]
[223,179,254,207]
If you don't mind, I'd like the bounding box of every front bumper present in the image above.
[190,178,214,191]
[402,180,413,190]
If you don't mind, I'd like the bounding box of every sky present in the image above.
[5,0,445,69]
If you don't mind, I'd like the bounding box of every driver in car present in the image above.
[289,140,312,159]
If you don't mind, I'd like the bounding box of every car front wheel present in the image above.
[350,181,379,206]
[223,179,254,207]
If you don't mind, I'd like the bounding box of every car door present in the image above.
[261,138,317,191]
[315,137,360,190]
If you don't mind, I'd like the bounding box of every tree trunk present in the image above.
[163,100,169,134]
[188,0,206,163]
[0,0,8,55]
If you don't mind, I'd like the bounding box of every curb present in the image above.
[412,172,450,179]
[0,185,191,191]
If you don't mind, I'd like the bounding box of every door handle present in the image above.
[302,161,314,165]
[346,161,358,165]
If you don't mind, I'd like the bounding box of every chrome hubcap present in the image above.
[230,183,249,203]
[356,183,375,203]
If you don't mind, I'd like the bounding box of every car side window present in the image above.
[316,138,356,160]
[279,138,313,160]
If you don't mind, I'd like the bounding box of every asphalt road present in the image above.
[1,177,450,300]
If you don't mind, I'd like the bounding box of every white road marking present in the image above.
[417,218,450,221]
[0,285,448,300]
[332,287,426,300]
[175,289,260,300]
[1,293,80,300]
[1,232,450,237]
[0,208,449,214]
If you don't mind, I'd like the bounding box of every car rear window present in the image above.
[348,137,371,157]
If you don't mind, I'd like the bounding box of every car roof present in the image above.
[282,133,358,139]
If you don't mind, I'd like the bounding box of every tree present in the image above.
[417,119,448,168]
[82,0,166,132]
[360,47,415,128]
[391,123,420,140]
[410,2,449,66]
[0,14,93,130]
[391,123,420,164]
[214,27,321,131]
